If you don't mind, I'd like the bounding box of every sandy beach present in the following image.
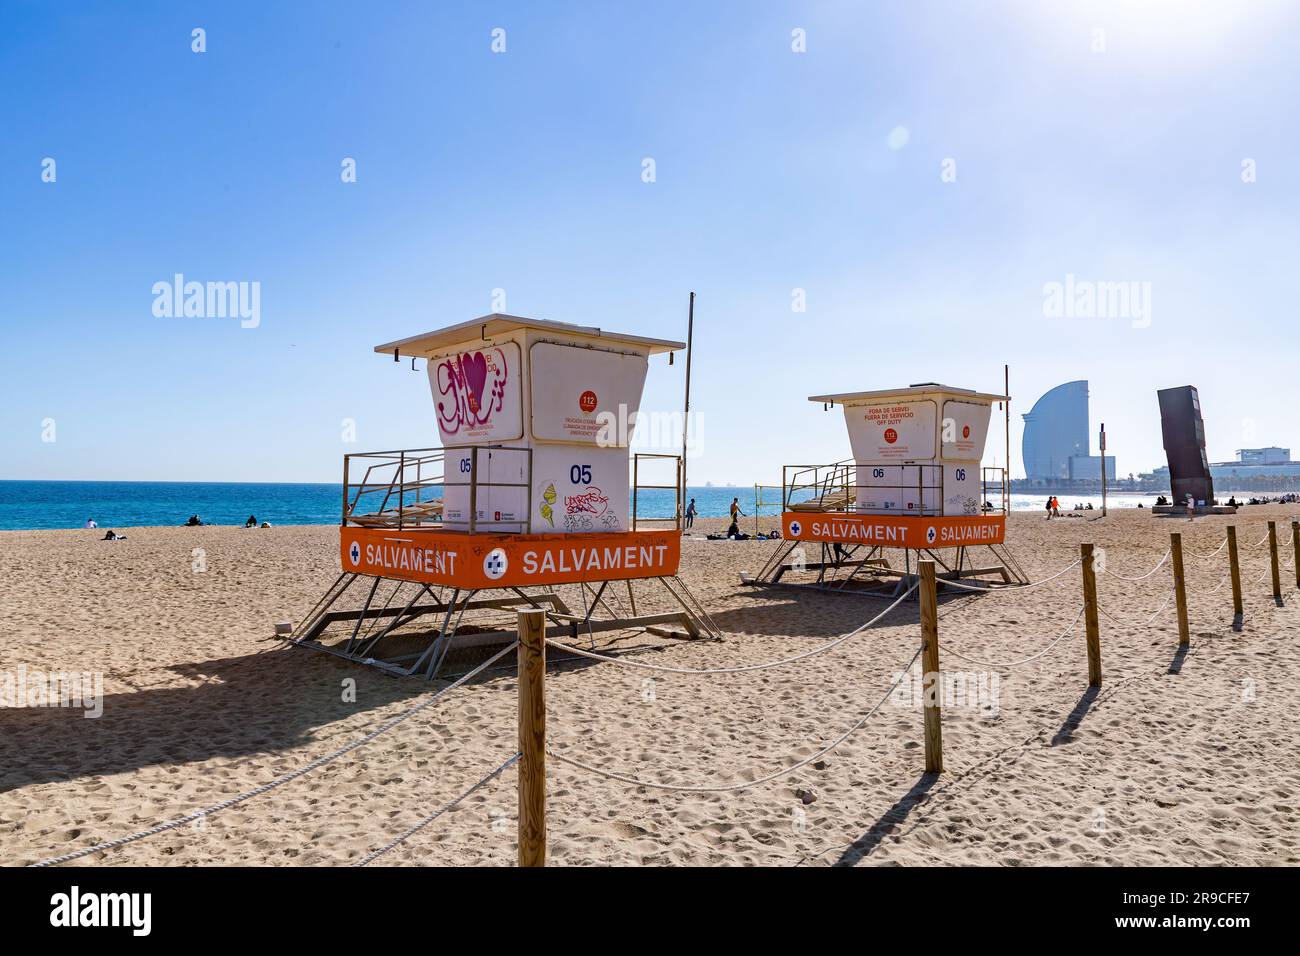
[2,507,1298,867]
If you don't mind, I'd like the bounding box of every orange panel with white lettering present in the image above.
[340,527,681,589]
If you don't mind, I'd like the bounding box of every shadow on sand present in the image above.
[1050,685,1100,746]
[0,636,594,796]
[832,772,939,866]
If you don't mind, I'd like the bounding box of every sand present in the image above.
[2,507,1298,866]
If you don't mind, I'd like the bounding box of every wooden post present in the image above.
[1170,532,1190,646]
[1292,520,1300,590]
[919,560,942,773]
[1268,521,1282,602]
[517,608,547,867]
[1227,525,1243,632]
[1081,543,1102,687]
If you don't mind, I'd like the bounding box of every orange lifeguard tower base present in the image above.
[293,314,720,678]
[752,383,1027,596]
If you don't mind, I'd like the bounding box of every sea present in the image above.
[0,481,1170,532]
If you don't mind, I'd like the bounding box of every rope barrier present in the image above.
[1186,538,1228,560]
[544,583,917,676]
[353,752,521,867]
[940,605,1086,668]
[27,641,519,868]
[1096,586,1176,629]
[548,646,923,794]
[1251,532,1271,549]
[1097,548,1170,583]
[939,558,1082,592]
[1205,574,1230,595]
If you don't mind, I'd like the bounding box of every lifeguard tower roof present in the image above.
[374,313,684,357]
[808,383,1009,404]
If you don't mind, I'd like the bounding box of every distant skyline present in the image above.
[4,2,1299,484]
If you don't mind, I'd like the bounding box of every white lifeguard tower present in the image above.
[293,314,720,678]
[753,382,1027,594]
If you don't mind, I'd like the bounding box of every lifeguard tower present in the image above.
[293,314,720,678]
[753,382,1027,595]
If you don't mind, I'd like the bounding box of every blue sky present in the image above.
[3,0,1298,484]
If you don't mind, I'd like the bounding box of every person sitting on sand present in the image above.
[84,517,98,529]
[726,514,741,537]
[185,515,203,527]
[245,514,258,528]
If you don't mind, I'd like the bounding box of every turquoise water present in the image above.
[0,481,773,531]
[0,482,1166,531]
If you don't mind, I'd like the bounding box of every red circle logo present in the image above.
[884,428,898,444]
[579,390,598,414]
[962,425,970,439]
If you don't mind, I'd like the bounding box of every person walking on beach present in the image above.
[1045,497,1053,520]
[685,498,697,529]
[1050,496,1061,518]
[1186,493,1196,521]
[730,497,746,521]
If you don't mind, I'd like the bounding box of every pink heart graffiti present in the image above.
[461,351,489,415]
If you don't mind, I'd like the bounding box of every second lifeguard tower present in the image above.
[753,382,1026,594]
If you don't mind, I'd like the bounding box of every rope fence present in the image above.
[353,752,521,867]
[545,583,917,675]
[1097,547,1170,582]
[29,641,519,868]
[547,647,923,794]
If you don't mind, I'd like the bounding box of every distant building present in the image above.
[1022,381,1089,480]
[1237,447,1290,465]
[1068,454,1117,481]
[1146,447,1300,490]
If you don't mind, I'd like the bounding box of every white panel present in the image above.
[442,446,529,531]
[531,444,630,534]
[940,399,992,462]
[529,342,649,446]
[941,463,981,516]
[844,400,937,463]
[429,342,523,446]
[853,465,939,515]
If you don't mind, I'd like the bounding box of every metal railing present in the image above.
[781,460,1008,517]
[343,447,446,529]
[632,453,683,531]
[343,445,534,533]
[982,466,1009,514]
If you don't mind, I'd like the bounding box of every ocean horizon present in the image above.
[0,479,1167,531]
